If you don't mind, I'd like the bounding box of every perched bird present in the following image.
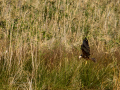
[79,38,96,62]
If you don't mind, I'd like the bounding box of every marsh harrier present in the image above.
[79,38,96,62]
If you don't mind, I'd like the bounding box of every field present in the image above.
[0,0,120,90]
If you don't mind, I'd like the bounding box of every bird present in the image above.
[79,37,96,62]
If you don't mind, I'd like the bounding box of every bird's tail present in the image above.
[90,58,96,62]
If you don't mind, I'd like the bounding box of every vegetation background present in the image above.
[0,0,120,89]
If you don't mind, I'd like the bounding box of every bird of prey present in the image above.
[79,38,96,62]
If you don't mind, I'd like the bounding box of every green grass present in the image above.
[0,0,120,90]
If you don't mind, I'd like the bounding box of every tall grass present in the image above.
[0,0,120,89]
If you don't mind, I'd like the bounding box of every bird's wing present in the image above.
[81,45,90,54]
[83,39,90,51]
[81,38,90,58]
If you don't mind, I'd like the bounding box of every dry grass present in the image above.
[0,0,120,90]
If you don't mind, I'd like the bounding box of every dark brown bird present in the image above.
[79,38,96,62]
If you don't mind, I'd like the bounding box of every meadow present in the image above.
[0,0,120,89]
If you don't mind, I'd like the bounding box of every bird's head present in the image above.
[79,54,82,59]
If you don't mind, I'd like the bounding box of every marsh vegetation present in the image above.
[0,0,120,89]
